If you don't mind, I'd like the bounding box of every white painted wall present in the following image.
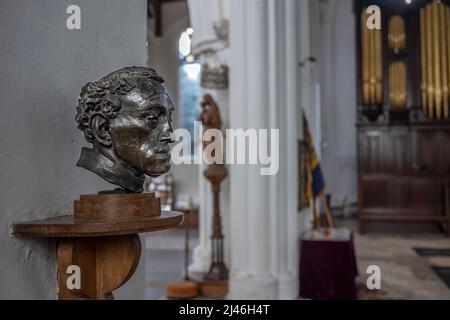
[0,0,148,299]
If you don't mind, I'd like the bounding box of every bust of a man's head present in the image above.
[75,67,174,193]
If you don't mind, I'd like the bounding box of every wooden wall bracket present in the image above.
[12,193,183,300]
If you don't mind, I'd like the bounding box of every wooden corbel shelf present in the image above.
[12,193,183,300]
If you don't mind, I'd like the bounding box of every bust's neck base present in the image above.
[76,147,145,193]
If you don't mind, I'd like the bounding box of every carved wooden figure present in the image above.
[198,95,229,296]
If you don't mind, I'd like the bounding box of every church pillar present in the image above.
[274,0,300,300]
[227,0,300,300]
[227,0,275,299]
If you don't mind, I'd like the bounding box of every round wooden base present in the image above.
[13,193,183,237]
[166,281,200,299]
[200,279,228,299]
[12,211,182,237]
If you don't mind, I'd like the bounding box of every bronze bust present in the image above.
[75,67,174,193]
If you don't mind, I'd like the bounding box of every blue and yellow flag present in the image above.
[302,114,325,201]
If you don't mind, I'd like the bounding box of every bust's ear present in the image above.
[90,114,112,147]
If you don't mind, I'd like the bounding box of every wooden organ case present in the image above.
[355,0,450,234]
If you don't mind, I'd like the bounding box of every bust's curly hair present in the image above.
[75,67,164,143]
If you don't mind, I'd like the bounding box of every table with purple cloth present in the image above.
[299,228,358,300]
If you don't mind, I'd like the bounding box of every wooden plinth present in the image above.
[74,193,161,221]
[12,193,183,300]
[189,273,228,299]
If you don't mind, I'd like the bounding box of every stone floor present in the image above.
[144,228,198,300]
[143,219,450,300]
[338,218,450,300]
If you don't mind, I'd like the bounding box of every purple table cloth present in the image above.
[299,229,358,300]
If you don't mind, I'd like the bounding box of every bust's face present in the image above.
[109,79,174,176]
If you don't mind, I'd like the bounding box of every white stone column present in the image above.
[189,155,212,274]
[275,0,300,300]
[228,0,272,299]
[226,0,303,300]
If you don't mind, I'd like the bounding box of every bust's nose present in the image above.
[159,113,174,143]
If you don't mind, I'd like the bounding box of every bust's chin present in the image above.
[144,158,171,177]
